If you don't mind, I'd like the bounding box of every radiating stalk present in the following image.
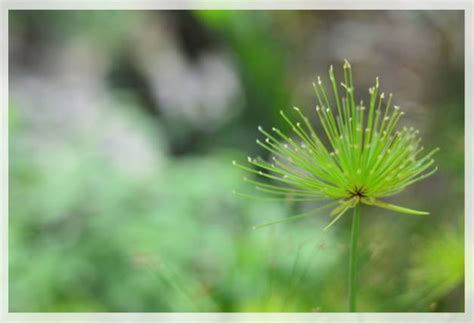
[348,205,360,312]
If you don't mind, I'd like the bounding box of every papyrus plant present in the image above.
[233,61,438,311]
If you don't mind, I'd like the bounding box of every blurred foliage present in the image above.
[408,229,464,308]
[8,10,464,312]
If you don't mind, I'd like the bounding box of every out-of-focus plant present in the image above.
[234,61,439,311]
[408,228,464,308]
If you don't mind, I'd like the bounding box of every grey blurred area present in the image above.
[9,10,464,312]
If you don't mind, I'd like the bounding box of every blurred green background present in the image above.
[8,10,464,312]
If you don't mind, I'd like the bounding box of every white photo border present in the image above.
[0,1,472,322]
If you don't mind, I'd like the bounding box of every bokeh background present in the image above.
[9,10,464,312]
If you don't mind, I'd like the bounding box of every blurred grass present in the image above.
[8,10,464,312]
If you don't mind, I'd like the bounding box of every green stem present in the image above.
[348,204,360,312]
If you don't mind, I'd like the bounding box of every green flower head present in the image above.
[233,60,439,229]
